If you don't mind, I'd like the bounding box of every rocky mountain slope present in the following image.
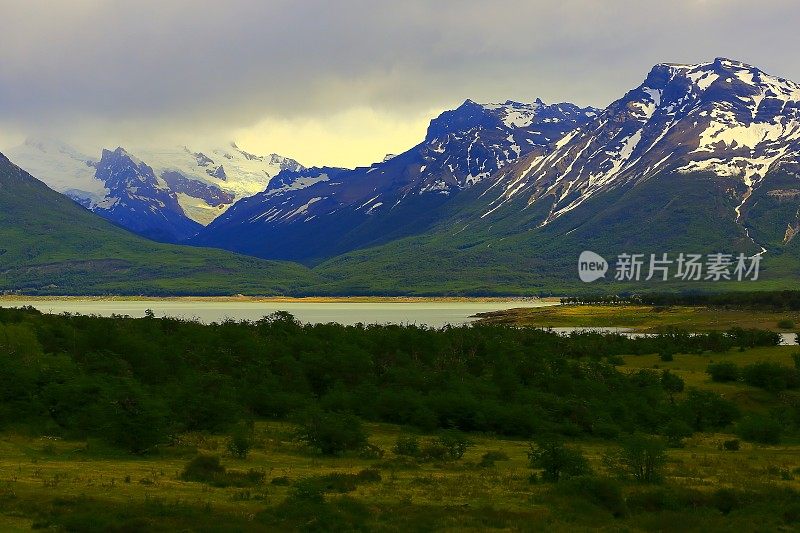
[314,58,800,293]
[0,151,316,294]
[191,99,599,262]
[7,139,304,240]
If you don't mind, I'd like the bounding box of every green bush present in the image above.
[722,439,740,451]
[712,488,741,515]
[180,455,225,483]
[419,439,450,461]
[662,419,693,448]
[777,319,795,329]
[679,389,740,431]
[295,469,382,495]
[706,361,740,383]
[295,410,368,456]
[625,487,684,512]
[605,434,667,483]
[741,361,799,392]
[737,414,783,444]
[478,451,510,468]
[179,455,264,488]
[437,430,473,460]
[226,423,254,459]
[557,476,627,518]
[528,436,590,482]
[393,435,420,457]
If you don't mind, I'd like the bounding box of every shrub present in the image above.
[605,434,667,483]
[706,361,740,383]
[679,389,740,431]
[393,435,420,457]
[226,423,253,459]
[180,455,225,483]
[662,419,693,448]
[558,476,627,518]
[741,361,799,392]
[737,414,782,444]
[437,430,473,460]
[419,439,450,461]
[659,352,674,362]
[295,469,382,495]
[722,439,740,451]
[478,451,510,468]
[358,443,385,459]
[660,370,684,402]
[625,487,683,512]
[180,455,264,488]
[777,319,795,329]
[712,488,740,515]
[295,410,368,456]
[528,436,590,482]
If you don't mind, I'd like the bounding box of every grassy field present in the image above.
[475,304,800,332]
[2,343,800,531]
[620,345,800,412]
[1,421,800,531]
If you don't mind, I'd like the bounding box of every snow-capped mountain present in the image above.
[89,147,202,243]
[190,99,599,261]
[480,58,800,241]
[6,137,106,203]
[310,58,800,292]
[7,139,305,227]
[131,144,304,224]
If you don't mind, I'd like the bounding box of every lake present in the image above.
[544,326,798,346]
[0,299,556,328]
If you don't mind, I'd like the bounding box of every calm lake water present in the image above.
[0,299,556,328]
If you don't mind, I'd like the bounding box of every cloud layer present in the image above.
[2,0,799,166]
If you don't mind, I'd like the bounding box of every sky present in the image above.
[2,0,800,168]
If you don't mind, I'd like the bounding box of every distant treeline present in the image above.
[0,307,785,454]
[562,290,800,310]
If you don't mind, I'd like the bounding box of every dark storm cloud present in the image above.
[1,0,799,149]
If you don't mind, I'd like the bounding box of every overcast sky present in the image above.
[1,0,799,167]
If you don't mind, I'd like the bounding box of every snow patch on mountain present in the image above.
[482,58,800,232]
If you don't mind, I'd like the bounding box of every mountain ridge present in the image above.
[190,98,600,262]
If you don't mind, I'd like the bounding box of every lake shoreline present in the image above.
[474,304,800,333]
[0,295,560,304]
[0,298,559,328]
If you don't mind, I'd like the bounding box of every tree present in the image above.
[605,434,667,483]
[662,419,693,448]
[437,430,473,460]
[679,389,739,431]
[528,436,590,482]
[706,361,740,383]
[296,410,368,456]
[736,414,782,444]
[227,421,255,459]
[660,370,684,403]
[99,379,167,454]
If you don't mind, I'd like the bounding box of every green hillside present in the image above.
[314,171,800,295]
[0,154,318,295]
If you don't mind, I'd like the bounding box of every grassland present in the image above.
[475,304,800,332]
[1,420,799,531]
[2,343,800,531]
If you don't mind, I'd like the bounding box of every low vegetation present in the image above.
[0,306,799,530]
